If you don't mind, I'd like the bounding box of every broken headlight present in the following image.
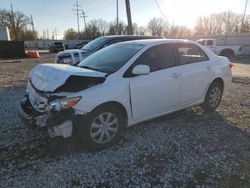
[49,97,81,111]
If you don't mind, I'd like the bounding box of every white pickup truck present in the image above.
[197,39,242,57]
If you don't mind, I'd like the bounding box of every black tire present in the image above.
[79,105,124,150]
[203,81,223,112]
[220,49,235,58]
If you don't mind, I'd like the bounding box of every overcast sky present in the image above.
[1,0,249,39]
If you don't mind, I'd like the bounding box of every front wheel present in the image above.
[79,105,124,149]
[203,81,223,112]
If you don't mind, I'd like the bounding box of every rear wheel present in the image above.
[79,105,124,149]
[203,81,223,112]
[220,49,235,58]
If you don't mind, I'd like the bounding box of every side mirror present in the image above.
[132,65,150,75]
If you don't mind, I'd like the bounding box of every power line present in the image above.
[85,0,111,12]
[81,0,93,7]
[154,0,169,23]
[32,13,71,18]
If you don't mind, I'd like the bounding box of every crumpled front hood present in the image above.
[29,63,106,92]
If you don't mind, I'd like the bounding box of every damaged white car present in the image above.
[17,39,232,149]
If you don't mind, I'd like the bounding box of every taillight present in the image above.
[229,63,234,69]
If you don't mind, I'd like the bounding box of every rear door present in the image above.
[126,44,182,121]
[175,43,212,105]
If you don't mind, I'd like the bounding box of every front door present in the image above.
[127,44,182,121]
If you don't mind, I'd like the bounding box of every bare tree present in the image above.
[96,19,109,35]
[132,23,147,35]
[108,20,127,35]
[194,10,248,35]
[19,29,38,40]
[169,25,192,38]
[86,20,101,39]
[0,9,30,40]
[148,17,168,36]
[241,15,250,32]
[64,28,77,40]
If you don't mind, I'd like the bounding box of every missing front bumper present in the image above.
[16,97,74,138]
[16,98,47,127]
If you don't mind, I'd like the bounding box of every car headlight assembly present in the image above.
[49,97,81,111]
[62,57,74,64]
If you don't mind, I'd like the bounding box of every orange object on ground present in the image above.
[27,51,40,58]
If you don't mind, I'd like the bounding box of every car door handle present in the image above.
[171,72,182,78]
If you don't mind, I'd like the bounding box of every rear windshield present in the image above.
[81,37,107,51]
[54,42,63,45]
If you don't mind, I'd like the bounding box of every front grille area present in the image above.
[28,83,48,113]
[56,54,72,64]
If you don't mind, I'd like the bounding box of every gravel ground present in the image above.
[0,55,249,187]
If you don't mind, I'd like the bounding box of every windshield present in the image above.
[81,37,107,51]
[79,44,144,73]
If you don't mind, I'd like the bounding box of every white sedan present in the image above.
[17,39,232,149]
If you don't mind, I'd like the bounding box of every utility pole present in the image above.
[10,4,14,18]
[10,4,17,40]
[30,15,35,32]
[241,0,249,31]
[43,30,46,39]
[73,0,82,39]
[47,29,49,40]
[54,27,58,40]
[116,0,119,34]
[30,15,36,40]
[125,0,132,35]
[81,10,87,39]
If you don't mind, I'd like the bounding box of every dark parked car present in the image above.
[55,35,163,65]
[49,42,65,53]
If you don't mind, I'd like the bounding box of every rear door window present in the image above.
[175,43,209,65]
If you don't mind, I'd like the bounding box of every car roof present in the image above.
[198,39,214,40]
[102,35,164,39]
[117,39,198,46]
